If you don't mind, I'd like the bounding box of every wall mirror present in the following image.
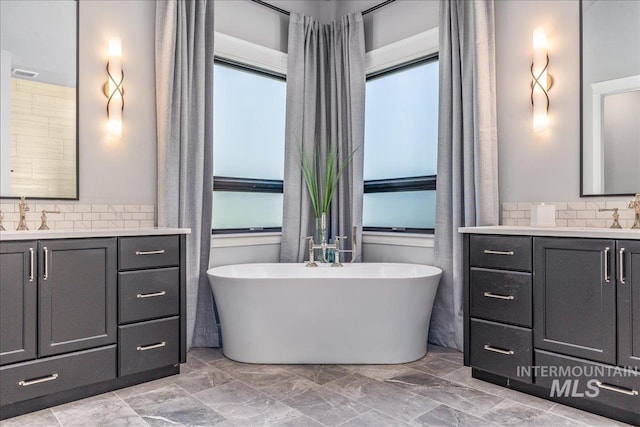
[581,0,640,196]
[0,0,78,200]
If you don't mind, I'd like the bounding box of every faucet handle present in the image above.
[38,210,61,230]
[599,208,623,229]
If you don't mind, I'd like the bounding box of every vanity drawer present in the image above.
[119,268,179,324]
[119,235,179,270]
[470,235,531,271]
[471,268,532,327]
[0,345,116,406]
[118,317,179,377]
[470,319,532,383]
[536,350,640,414]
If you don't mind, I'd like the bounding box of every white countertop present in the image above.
[458,225,640,240]
[0,227,191,241]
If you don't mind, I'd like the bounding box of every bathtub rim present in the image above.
[207,262,442,280]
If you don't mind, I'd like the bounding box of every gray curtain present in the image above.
[155,0,219,348]
[280,13,366,263]
[432,0,499,350]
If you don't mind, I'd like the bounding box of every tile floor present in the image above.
[2,345,631,427]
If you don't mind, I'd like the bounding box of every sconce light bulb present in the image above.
[533,112,548,133]
[106,37,124,139]
[533,27,547,50]
[108,37,122,57]
[532,27,550,133]
[108,119,122,137]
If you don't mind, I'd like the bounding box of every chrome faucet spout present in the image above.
[17,196,30,231]
[629,194,640,229]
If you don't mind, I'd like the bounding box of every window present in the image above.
[363,57,439,233]
[212,60,286,232]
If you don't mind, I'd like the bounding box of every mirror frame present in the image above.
[579,0,638,198]
[1,0,79,201]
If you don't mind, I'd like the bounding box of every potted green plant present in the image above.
[300,144,357,257]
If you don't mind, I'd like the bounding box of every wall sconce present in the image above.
[104,37,124,137]
[531,27,552,133]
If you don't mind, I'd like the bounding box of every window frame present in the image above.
[212,57,286,234]
[363,54,439,234]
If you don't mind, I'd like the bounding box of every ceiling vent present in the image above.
[12,68,39,79]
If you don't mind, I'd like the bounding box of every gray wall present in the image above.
[211,244,280,267]
[78,0,157,204]
[495,0,632,203]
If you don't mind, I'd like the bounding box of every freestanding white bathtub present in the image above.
[207,263,442,364]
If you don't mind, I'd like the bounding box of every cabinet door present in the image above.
[38,238,117,357]
[0,241,37,365]
[534,237,616,364]
[618,240,640,370]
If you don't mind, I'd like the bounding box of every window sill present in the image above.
[362,231,434,248]
[210,231,435,249]
[211,232,281,248]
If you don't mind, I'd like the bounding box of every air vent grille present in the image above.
[12,68,39,79]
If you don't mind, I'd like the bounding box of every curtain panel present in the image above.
[155,0,219,348]
[432,0,499,350]
[280,13,366,263]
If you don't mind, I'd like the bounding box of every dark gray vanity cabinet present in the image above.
[618,240,640,370]
[464,232,640,425]
[0,233,187,420]
[38,238,117,357]
[466,235,533,383]
[534,237,616,365]
[0,242,37,366]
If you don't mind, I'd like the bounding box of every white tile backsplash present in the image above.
[502,201,636,229]
[0,202,155,231]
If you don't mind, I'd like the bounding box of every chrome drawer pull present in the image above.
[137,342,166,351]
[19,373,58,386]
[483,250,514,256]
[135,249,165,256]
[604,247,611,283]
[483,345,514,355]
[483,292,515,300]
[43,246,49,280]
[595,381,639,396]
[29,248,34,282]
[619,248,626,284]
[136,291,166,299]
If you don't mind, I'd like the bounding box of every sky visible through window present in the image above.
[363,59,439,230]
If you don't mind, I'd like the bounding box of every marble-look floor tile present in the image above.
[426,344,464,365]
[260,377,320,401]
[338,409,413,426]
[188,347,225,364]
[282,385,370,427]
[52,393,146,427]
[326,373,438,422]
[409,354,464,378]
[121,382,227,426]
[344,364,417,381]
[548,402,634,426]
[386,371,504,417]
[2,345,629,427]
[442,367,512,397]
[493,389,557,412]
[0,409,61,427]
[284,364,350,385]
[114,376,178,400]
[195,380,301,426]
[212,358,297,389]
[275,414,326,426]
[172,363,235,394]
[481,399,586,426]
[415,404,496,427]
